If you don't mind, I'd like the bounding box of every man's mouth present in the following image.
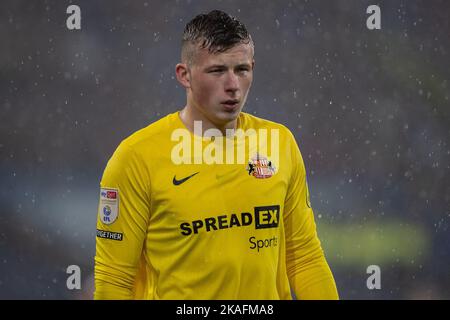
[221,99,240,110]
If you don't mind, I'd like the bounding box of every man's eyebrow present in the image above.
[235,63,252,68]
[205,63,252,70]
[204,64,227,70]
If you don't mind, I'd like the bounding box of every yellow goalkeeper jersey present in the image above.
[94,111,338,300]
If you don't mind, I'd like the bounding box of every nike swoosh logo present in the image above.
[173,172,199,186]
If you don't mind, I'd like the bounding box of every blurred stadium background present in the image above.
[1,0,449,299]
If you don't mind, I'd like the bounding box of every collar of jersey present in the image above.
[174,111,249,146]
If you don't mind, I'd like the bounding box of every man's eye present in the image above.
[209,69,224,73]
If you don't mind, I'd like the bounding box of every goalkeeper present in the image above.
[94,10,338,300]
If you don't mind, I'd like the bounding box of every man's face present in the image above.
[186,43,254,127]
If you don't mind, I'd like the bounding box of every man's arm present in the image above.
[94,142,151,299]
[283,130,339,300]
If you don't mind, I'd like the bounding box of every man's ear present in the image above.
[252,59,255,70]
[175,63,191,89]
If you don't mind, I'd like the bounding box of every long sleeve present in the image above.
[283,131,339,300]
[94,142,151,299]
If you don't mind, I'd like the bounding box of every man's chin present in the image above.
[217,108,241,122]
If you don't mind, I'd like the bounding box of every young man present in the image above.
[94,10,338,300]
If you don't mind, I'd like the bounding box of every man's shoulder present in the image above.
[240,112,293,135]
[120,111,180,150]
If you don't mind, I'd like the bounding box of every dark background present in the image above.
[1,0,449,299]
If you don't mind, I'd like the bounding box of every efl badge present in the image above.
[246,154,276,179]
[98,188,119,225]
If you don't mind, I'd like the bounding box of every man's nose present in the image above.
[224,71,239,93]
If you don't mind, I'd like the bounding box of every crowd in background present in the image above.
[1,0,448,299]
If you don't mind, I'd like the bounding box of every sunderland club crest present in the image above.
[246,153,276,179]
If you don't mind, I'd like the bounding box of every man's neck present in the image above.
[179,105,238,136]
